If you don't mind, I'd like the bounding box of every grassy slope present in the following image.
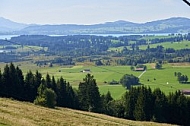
[0,98,174,126]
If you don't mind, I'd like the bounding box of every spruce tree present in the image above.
[78,82,88,110]
[166,91,181,124]
[105,91,113,104]
[34,71,42,89]
[33,70,42,99]
[24,70,35,102]
[101,91,113,114]
[51,76,57,93]
[124,87,139,120]
[65,82,78,109]
[176,94,188,125]
[143,87,154,121]
[15,66,25,100]
[0,69,2,96]
[45,73,52,89]
[56,77,67,107]
[2,64,11,97]
[152,88,167,122]
[78,74,101,112]
[133,88,146,121]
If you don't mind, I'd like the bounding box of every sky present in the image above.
[0,0,190,24]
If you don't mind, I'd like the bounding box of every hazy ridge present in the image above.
[0,17,190,35]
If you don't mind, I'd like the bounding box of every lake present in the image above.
[0,35,19,40]
[0,33,183,40]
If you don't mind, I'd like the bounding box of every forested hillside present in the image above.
[2,33,189,64]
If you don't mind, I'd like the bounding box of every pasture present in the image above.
[0,62,190,99]
[109,40,190,52]
[139,40,190,50]
[140,63,190,94]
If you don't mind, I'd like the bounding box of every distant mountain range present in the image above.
[0,17,190,35]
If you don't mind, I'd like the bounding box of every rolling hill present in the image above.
[1,17,190,35]
[0,98,174,126]
[0,17,28,32]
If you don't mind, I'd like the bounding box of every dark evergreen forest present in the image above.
[0,63,190,126]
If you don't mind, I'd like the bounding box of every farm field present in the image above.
[140,63,190,94]
[139,40,190,50]
[0,62,190,99]
[109,40,190,52]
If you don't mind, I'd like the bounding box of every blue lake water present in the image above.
[0,33,184,40]
[0,35,19,40]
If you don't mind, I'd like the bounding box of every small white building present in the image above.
[82,69,91,73]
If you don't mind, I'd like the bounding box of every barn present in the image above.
[181,90,190,95]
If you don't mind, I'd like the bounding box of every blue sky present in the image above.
[0,0,189,24]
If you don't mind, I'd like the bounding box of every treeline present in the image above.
[0,63,78,109]
[174,72,189,83]
[0,63,190,125]
[7,34,190,65]
[122,87,190,125]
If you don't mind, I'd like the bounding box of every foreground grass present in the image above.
[0,98,174,126]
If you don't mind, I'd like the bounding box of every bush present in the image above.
[34,84,57,108]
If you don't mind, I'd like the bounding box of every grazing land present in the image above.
[0,34,190,99]
[0,62,190,99]
[0,98,174,126]
[139,40,190,50]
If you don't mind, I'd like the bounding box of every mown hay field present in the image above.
[0,98,174,126]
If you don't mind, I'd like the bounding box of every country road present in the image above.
[138,70,146,78]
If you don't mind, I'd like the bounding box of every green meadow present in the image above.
[140,63,190,94]
[109,40,190,52]
[0,62,190,99]
[139,40,190,50]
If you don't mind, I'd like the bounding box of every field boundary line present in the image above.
[138,70,146,78]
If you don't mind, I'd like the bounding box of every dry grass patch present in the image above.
[0,98,175,126]
[170,63,190,67]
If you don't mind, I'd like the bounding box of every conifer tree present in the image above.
[101,91,113,114]
[176,94,188,125]
[32,70,42,100]
[15,66,25,100]
[0,69,2,96]
[166,91,182,124]
[78,74,101,112]
[152,88,167,122]
[78,82,88,110]
[133,89,146,121]
[105,91,113,103]
[45,73,52,89]
[51,76,57,92]
[124,87,140,120]
[34,71,42,89]
[24,70,35,102]
[2,64,12,97]
[65,82,78,109]
[56,77,67,107]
